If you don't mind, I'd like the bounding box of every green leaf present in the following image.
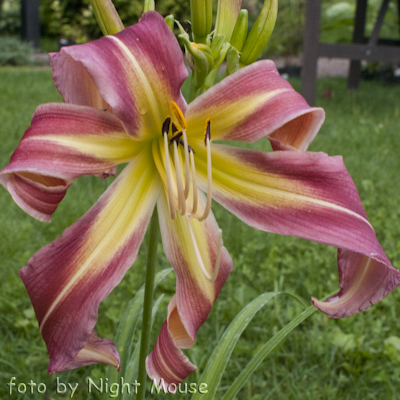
[104,268,172,391]
[121,294,164,400]
[192,292,281,400]
[221,292,336,400]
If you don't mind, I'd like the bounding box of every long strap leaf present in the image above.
[221,292,337,400]
[192,292,281,400]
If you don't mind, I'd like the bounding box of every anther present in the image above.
[169,131,182,145]
[171,101,187,130]
[204,118,211,145]
[172,122,179,135]
[162,116,171,136]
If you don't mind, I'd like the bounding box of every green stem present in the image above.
[188,72,200,102]
[137,209,159,400]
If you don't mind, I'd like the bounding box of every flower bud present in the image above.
[179,35,214,89]
[88,0,124,35]
[230,9,248,52]
[190,0,213,44]
[210,34,226,62]
[240,0,277,66]
[214,0,242,42]
[226,46,240,75]
[164,14,175,31]
[143,0,155,12]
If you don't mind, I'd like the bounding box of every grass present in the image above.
[1,67,400,399]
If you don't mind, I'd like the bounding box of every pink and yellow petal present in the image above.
[193,144,400,316]
[186,60,324,151]
[18,149,161,373]
[146,321,196,392]
[0,103,142,221]
[312,250,400,318]
[147,191,232,385]
[51,12,188,140]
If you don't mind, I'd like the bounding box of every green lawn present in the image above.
[1,67,400,400]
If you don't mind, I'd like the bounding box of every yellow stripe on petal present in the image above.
[186,89,288,141]
[40,147,161,331]
[107,35,164,133]
[31,134,144,165]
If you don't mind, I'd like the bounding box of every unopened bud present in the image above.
[226,46,240,75]
[230,9,248,52]
[210,34,226,62]
[88,0,124,35]
[164,14,175,31]
[143,0,155,12]
[179,35,214,89]
[214,0,242,42]
[190,0,213,44]
[240,0,277,66]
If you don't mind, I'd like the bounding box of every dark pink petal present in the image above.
[0,102,141,221]
[186,60,324,151]
[66,331,120,370]
[193,143,400,317]
[18,150,161,373]
[50,11,188,140]
[146,191,233,384]
[146,321,196,393]
[312,250,400,318]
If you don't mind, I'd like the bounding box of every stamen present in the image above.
[162,116,171,136]
[173,141,186,215]
[169,130,182,145]
[182,129,190,199]
[172,122,179,135]
[198,136,212,222]
[189,149,198,215]
[164,133,176,219]
[185,214,223,283]
[171,101,187,130]
[204,118,211,145]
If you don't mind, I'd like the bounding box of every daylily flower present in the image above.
[1,11,399,386]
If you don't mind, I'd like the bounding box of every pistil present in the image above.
[185,214,223,283]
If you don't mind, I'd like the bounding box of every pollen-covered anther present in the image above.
[171,101,187,130]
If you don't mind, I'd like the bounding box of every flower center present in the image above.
[152,101,222,283]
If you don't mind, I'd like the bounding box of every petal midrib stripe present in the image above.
[30,135,141,163]
[40,158,159,331]
[107,35,163,129]
[199,164,374,231]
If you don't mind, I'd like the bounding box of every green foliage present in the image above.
[258,0,400,56]
[0,0,20,34]
[38,0,191,42]
[0,37,33,65]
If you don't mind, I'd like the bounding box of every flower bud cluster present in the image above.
[170,0,278,99]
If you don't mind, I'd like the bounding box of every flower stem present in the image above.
[137,208,159,399]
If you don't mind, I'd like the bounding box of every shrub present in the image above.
[0,37,33,66]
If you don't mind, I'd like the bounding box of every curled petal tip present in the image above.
[146,322,196,387]
[48,331,120,373]
[312,251,400,319]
